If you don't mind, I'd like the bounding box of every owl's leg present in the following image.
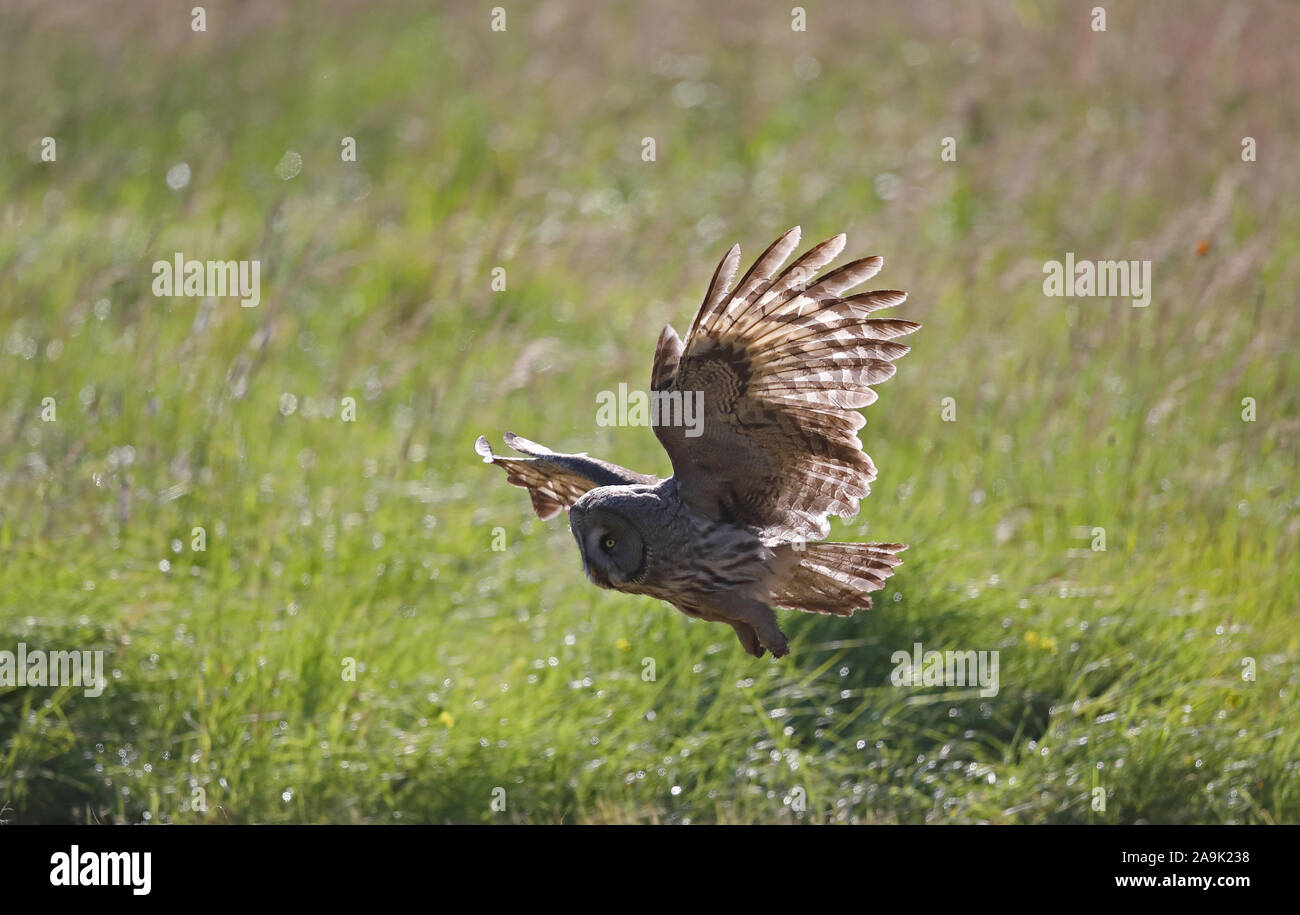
[712,595,789,659]
[727,621,765,658]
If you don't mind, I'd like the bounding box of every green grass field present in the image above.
[1,0,1297,824]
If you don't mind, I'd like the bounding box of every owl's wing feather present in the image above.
[651,228,918,540]
[650,325,683,392]
[475,432,657,521]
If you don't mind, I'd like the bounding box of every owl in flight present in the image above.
[477,227,918,658]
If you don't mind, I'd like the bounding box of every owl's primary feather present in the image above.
[478,227,918,658]
[474,432,657,520]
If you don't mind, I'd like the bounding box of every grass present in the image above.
[0,0,1297,824]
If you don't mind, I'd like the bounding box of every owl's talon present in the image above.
[763,631,790,659]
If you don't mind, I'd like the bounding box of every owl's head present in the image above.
[569,488,654,589]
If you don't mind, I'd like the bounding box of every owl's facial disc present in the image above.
[571,508,645,589]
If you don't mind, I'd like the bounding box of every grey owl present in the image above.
[476,226,918,658]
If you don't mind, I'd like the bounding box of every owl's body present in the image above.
[478,227,918,658]
[571,480,781,646]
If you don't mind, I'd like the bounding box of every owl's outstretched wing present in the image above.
[475,432,658,520]
[651,227,918,540]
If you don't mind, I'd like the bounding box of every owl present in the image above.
[476,227,918,658]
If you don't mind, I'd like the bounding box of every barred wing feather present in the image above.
[651,227,919,540]
[475,432,657,520]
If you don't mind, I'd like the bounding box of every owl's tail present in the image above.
[768,541,907,617]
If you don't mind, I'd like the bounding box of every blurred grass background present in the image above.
[0,0,1297,823]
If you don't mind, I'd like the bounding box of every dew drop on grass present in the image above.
[275,150,303,181]
[874,172,902,201]
[165,163,191,190]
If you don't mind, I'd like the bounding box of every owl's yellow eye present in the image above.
[602,537,616,550]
